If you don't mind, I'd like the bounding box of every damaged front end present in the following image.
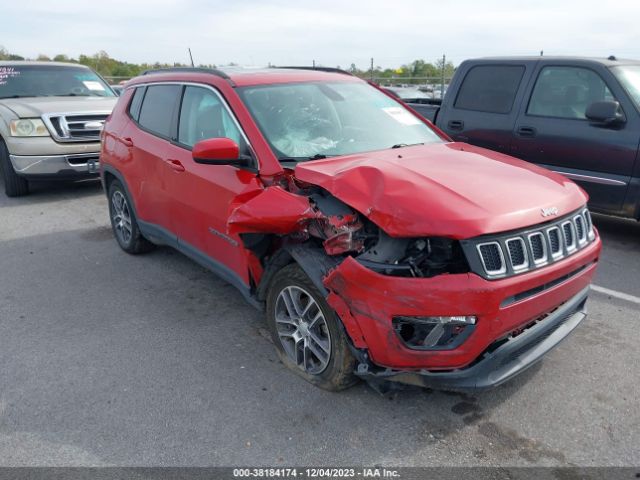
[227,172,476,369]
[225,168,600,392]
[228,173,470,290]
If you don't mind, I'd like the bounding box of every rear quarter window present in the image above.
[137,85,181,138]
[454,65,525,114]
[128,87,145,121]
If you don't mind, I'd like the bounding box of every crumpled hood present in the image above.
[1,96,116,118]
[294,142,588,239]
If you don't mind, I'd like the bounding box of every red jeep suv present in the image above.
[100,67,601,391]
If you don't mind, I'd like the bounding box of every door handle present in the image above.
[448,120,464,130]
[119,136,134,147]
[517,126,537,137]
[165,159,185,172]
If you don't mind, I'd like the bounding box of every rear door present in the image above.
[437,63,530,155]
[127,84,182,235]
[510,63,640,214]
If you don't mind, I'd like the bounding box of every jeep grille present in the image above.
[462,208,595,280]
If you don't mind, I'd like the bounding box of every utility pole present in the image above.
[313,59,316,68]
[188,48,194,67]
[370,57,374,82]
[441,54,446,99]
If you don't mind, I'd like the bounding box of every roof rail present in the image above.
[141,67,231,80]
[272,66,353,76]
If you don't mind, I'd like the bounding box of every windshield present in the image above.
[611,65,640,109]
[0,64,115,99]
[387,87,432,100]
[238,81,442,160]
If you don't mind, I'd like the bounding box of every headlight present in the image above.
[9,119,50,137]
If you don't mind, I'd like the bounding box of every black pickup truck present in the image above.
[410,57,640,220]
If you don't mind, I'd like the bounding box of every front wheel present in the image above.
[107,180,155,254]
[266,264,358,391]
[0,139,29,197]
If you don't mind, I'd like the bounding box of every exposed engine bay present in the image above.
[229,176,470,281]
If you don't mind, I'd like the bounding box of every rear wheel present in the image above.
[266,264,358,391]
[0,139,29,197]
[107,179,155,254]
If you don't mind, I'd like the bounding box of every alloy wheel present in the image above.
[275,285,332,375]
[111,190,133,246]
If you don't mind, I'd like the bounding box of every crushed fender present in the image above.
[227,186,319,235]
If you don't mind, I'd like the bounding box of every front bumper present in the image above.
[323,232,601,388]
[356,286,588,391]
[10,153,100,179]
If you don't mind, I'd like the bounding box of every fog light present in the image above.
[392,315,477,350]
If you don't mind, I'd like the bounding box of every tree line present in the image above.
[1,47,455,84]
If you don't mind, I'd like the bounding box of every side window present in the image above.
[454,65,525,114]
[128,87,145,121]
[527,66,615,119]
[178,86,246,153]
[137,85,181,138]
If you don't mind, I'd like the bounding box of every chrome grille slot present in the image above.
[547,227,563,259]
[562,221,577,252]
[584,211,595,239]
[528,232,547,265]
[42,112,110,142]
[461,207,595,280]
[506,237,528,272]
[574,215,587,245]
[477,242,506,276]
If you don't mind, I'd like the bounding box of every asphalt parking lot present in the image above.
[0,177,639,467]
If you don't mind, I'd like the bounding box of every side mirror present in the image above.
[192,138,251,166]
[585,100,626,126]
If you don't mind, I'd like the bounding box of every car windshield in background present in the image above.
[611,65,640,109]
[0,64,115,99]
[386,87,432,100]
[238,81,442,160]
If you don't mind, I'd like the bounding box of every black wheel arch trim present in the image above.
[284,244,344,297]
[101,165,142,220]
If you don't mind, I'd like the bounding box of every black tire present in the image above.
[0,139,29,197]
[266,264,358,391]
[107,179,155,254]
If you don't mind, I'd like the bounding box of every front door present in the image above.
[166,84,263,286]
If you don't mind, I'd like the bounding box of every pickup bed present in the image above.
[408,57,640,220]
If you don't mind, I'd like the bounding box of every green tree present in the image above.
[435,57,456,78]
[53,54,72,62]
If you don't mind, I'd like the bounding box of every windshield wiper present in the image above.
[390,142,424,149]
[278,153,332,163]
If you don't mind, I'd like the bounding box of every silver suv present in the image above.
[0,61,117,196]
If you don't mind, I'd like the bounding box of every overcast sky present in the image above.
[3,0,639,68]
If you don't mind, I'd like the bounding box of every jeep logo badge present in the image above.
[541,207,559,217]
